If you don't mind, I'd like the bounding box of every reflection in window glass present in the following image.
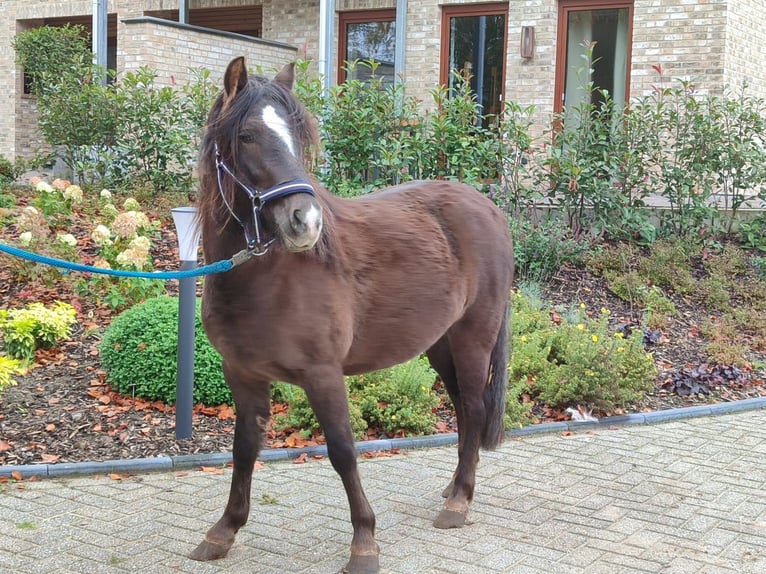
[345,21,396,84]
[564,8,630,110]
[447,13,506,118]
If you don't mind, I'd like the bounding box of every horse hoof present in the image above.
[433,508,467,529]
[342,553,380,574]
[189,539,232,561]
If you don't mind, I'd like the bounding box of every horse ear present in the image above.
[274,62,295,90]
[223,57,249,101]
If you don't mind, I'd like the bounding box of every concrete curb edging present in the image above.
[3,396,766,479]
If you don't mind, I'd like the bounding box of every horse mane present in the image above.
[197,70,338,263]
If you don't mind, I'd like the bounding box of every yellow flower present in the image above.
[614,332,624,339]
[591,335,599,343]
[577,324,585,331]
[579,303,586,309]
[521,335,528,342]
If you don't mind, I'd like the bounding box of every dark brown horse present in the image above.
[191,56,514,574]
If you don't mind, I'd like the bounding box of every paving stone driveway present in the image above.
[1,410,765,573]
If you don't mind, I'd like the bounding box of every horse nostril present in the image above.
[292,208,307,233]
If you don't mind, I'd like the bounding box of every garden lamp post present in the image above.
[171,207,201,440]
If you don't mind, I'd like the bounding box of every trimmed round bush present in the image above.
[100,296,231,405]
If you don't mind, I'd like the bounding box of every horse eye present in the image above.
[239,133,256,144]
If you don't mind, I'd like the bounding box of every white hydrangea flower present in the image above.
[19,231,33,246]
[100,189,112,200]
[91,224,112,246]
[101,203,119,219]
[22,206,39,216]
[132,211,151,229]
[123,197,141,211]
[63,185,83,203]
[93,258,111,269]
[116,247,149,270]
[111,212,139,238]
[36,181,54,194]
[128,235,151,251]
[56,233,77,247]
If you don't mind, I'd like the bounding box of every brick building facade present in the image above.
[2,0,765,163]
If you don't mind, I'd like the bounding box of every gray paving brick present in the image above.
[3,409,766,572]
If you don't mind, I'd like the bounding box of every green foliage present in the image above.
[273,357,439,438]
[511,291,656,413]
[0,301,77,360]
[753,255,766,279]
[738,216,766,251]
[273,385,367,440]
[13,26,216,189]
[511,216,587,285]
[347,357,440,436]
[100,296,229,406]
[12,24,93,95]
[532,43,655,241]
[0,355,24,395]
[303,60,503,196]
[0,156,25,188]
[108,67,215,194]
[637,238,697,295]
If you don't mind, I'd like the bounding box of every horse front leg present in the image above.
[190,370,271,561]
[304,371,380,574]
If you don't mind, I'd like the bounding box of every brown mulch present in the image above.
[1,204,765,466]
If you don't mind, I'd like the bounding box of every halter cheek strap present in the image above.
[214,143,316,254]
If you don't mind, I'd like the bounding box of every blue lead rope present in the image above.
[0,242,250,279]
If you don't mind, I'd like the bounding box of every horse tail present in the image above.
[481,302,509,450]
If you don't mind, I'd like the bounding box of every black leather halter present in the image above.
[214,143,316,254]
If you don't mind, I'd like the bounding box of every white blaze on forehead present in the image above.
[261,105,295,156]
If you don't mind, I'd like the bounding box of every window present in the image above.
[555,0,633,114]
[338,10,396,84]
[440,4,508,120]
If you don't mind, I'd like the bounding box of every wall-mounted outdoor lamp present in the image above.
[521,26,536,59]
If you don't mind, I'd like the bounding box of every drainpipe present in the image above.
[179,0,189,25]
[318,0,335,95]
[92,0,108,85]
[394,0,407,86]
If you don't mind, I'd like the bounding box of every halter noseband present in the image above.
[214,143,316,254]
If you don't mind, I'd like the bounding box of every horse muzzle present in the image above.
[283,203,323,252]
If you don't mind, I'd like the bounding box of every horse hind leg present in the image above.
[426,336,462,499]
[190,370,271,561]
[433,309,509,530]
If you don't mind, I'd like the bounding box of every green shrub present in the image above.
[99,296,229,405]
[511,217,587,285]
[637,238,697,295]
[274,357,440,438]
[347,357,440,437]
[0,355,24,394]
[273,385,368,439]
[511,291,656,413]
[0,301,77,360]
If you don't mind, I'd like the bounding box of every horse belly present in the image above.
[343,287,463,375]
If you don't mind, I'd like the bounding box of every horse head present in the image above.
[201,57,323,253]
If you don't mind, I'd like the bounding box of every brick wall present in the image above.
[120,18,297,87]
[723,0,766,96]
[3,0,765,164]
[631,0,728,97]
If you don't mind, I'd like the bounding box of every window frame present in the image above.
[337,9,397,84]
[439,2,509,109]
[554,0,635,114]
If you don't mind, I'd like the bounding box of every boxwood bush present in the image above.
[99,296,230,405]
